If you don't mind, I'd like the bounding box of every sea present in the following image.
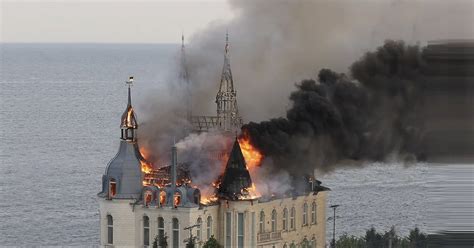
[0,43,472,246]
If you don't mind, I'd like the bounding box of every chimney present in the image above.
[171,144,177,191]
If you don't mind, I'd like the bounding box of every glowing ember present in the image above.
[239,183,261,200]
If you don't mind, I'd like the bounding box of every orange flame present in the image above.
[238,132,263,200]
[238,132,264,170]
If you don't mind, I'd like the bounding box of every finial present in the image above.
[126,76,134,87]
[126,76,134,106]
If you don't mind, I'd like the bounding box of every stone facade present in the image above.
[99,191,326,247]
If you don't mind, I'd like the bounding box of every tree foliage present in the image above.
[336,227,427,248]
[202,235,222,248]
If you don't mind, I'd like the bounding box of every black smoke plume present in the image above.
[242,40,425,175]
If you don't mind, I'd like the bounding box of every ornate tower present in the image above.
[98,77,143,200]
[215,32,243,132]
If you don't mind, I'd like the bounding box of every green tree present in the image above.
[365,227,384,248]
[186,236,196,248]
[408,227,427,248]
[202,235,222,248]
[153,233,168,248]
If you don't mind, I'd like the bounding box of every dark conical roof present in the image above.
[217,138,252,200]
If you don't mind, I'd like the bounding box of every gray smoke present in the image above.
[137,0,473,181]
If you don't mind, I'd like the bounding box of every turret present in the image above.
[98,77,143,200]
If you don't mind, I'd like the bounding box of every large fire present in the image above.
[238,132,264,170]
[137,132,265,203]
[238,132,263,199]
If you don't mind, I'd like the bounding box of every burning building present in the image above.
[98,36,329,248]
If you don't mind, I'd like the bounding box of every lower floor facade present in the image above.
[99,191,326,248]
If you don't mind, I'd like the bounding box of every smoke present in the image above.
[136,0,473,189]
[243,40,425,175]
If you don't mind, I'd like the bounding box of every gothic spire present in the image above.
[214,31,242,131]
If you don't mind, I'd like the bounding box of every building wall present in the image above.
[99,192,326,248]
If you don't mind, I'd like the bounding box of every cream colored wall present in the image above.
[99,198,137,247]
[252,192,326,248]
[100,192,326,248]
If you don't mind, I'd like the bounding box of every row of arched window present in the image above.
[259,202,317,233]
[105,215,186,247]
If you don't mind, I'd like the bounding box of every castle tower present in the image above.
[98,77,143,200]
[215,32,243,132]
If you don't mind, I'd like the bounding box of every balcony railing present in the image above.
[257,230,282,243]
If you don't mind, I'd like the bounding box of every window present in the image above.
[109,179,116,198]
[158,217,164,245]
[196,218,202,241]
[206,216,213,239]
[107,215,113,244]
[251,212,255,247]
[283,208,288,231]
[259,211,265,233]
[143,216,150,246]
[311,202,317,224]
[159,191,166,206]
[271,209,277,232]
[144,191,152,207]
[172,218,179,248]
[174,192,181,207]
[283,244,288,248]
[290,207,295,230]
[225,212,231,247]
[237,213,244,248]
[303,203,308,226]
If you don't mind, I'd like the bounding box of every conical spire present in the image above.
[218,30,234,93]
[121,76,138,141]
[215,31,242,132]
[217,138,252,200]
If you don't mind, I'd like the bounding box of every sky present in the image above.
[1,0,233,43]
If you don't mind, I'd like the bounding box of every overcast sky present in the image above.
[1,0,233,43]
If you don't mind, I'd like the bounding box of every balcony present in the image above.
[257,230,282,243]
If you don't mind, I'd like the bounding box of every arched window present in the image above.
[259,211,265,233]
[283,208,288,231]
[109,179,116,198]
[159,191,166,206]
[207,216,213,239]
[158,217,165,245]
[172,218,179,248]
[196,217,202,241]
[290,207,295,230]
[303,203,308,225]
[311,237,316,248]
[107,215,113,244]
[144,190,152,207]
[143,216,150,246]
[174,192,181,207]
[271,209,277,232]
[311,202,317,224]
